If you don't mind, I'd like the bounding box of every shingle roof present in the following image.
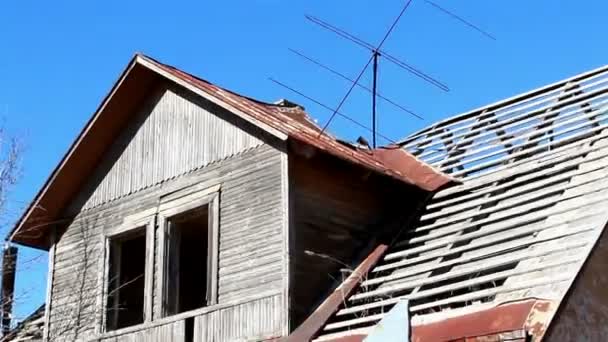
[306,64,608,341]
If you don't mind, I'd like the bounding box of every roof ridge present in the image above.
[137,53,287,110]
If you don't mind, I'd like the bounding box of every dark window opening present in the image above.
[106,229,146,331]
[164,205,211,316]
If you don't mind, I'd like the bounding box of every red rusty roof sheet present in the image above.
[9,54,454,250]
[140,55,455,192]
[308,299,551,342]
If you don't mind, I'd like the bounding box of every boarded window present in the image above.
[106,229,146,331]
[163,205,214,316]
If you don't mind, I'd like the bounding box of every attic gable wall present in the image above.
[46,80,291,341]
[69,81,264,213]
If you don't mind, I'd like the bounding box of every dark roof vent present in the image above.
[274,98,305,111]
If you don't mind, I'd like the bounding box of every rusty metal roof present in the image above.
[8,54,453,249]
[139,55,454,192]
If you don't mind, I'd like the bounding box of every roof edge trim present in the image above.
[7,57,141,246]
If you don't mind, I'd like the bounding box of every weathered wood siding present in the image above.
[313,134,608,341]
[71,83,263,211]
[49,144,287,341]
[48,82,289,341]
[194,293,283,341]
[99,320,185,342]
[544,224,608,342]
[288,151,421,329]
[83,293,283,342]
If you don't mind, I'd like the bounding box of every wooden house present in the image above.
[4,55,608,342]
[3,54,450,342]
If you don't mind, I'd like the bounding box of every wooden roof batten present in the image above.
[8,54,454,250]
[294,64,608,342]
[400,64,608,179]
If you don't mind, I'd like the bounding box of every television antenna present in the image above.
[272,0,495,148]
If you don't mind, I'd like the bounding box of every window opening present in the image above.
[106,228,146,331]
[164,205,212,316]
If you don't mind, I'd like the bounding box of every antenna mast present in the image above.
[371,51,379,148]
[272,1,495,147]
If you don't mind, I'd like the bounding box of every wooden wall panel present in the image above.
[69,83,263,212]
[289,152,420,329]
[99,320,185,342]
[194,294,283,341]
[544,223,608,342]
[48,144,288,341]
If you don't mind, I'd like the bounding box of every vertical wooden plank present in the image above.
[208,194,220,306]
[100,234,111,333]
[43,229,56,342]
[155,215,167,319]
[144,218,155,322]
[280,152,290,336]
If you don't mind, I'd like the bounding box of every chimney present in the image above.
[1,245,17,336]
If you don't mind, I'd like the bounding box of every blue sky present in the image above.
[1,0,607,322]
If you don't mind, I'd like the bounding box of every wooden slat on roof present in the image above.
[310,64,608,341]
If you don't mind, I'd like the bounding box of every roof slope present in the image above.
[1,305,45,342]
[140,55,453,191]
[309,64,608,341]
[10,54,452,249]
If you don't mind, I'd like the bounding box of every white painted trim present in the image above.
[136,56,288,142]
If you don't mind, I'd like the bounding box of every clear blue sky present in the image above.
[1,0,607,322]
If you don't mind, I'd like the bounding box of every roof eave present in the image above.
[7,56,142,250]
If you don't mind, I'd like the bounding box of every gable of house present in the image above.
[46,70,293,341]
[68,81,266,212]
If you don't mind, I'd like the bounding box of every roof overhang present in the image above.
[9,57,157,249]
[9,54,454,250]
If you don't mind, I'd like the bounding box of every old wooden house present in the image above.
[3,55,608,341]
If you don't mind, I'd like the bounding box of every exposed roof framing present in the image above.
[301,64,608,341]
[400,64,608,179]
